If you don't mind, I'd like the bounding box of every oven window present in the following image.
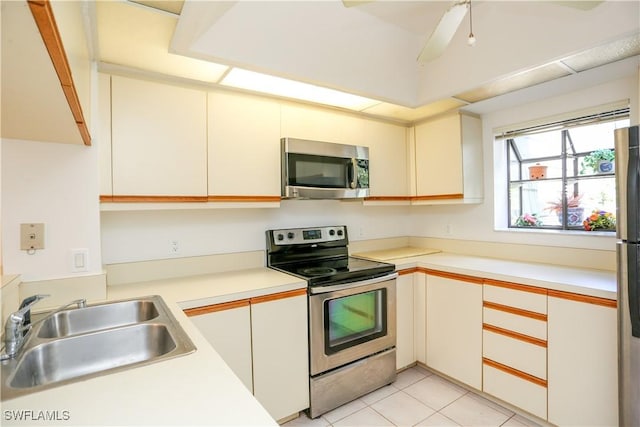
[324,289,387,354]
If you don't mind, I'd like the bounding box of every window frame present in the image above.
[504,107,629,232]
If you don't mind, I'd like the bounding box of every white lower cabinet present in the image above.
[251,292,310,421]
[481,281,548,420]
[187,302,253,391]
[396,272,415,369]
[185,290,309,422]
[426,272,482,389]
[413,272,427,364]
[547,294,618,427]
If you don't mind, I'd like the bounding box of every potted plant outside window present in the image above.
[581,149,615,174]
[546,193,584,226]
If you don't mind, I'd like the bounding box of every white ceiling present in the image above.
[95,0,640,122]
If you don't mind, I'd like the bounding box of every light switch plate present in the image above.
[20,223,45,251]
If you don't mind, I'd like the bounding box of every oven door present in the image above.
[309,273,397,376]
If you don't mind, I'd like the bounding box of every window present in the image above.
[505,107,629,232]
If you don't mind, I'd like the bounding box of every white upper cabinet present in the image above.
[208,91,281,198]
[281,104,364,145]
[1,0,91,145]
[363,120,410,199]
[281,103,409,199]
[98,73,112,197]
[413,112,483,204]
[110,75,207,197]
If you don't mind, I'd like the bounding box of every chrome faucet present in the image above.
[1,295,87,360]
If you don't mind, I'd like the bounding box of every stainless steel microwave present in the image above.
[281,138,370,199]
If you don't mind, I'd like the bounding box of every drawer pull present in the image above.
[483,301,547,321]
[483,323,547,348]
[483,357,547,388]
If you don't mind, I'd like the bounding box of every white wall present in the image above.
[101,201,411,264]
[1,138,102,281]
[410,72,639,253]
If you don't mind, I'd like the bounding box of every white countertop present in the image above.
[2,267,305,426]
[355,250,616,300]
[2,253,616,425]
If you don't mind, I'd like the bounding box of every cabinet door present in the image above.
[208,91,281,197]
[413,112,482,203]
[111,75,207,196]
[413,272,427,364]
[98,73,112,197]
[251,291,309,421]
[396,272,415,369]
[415,114,463,197]
[187,302,253,392]
[547,295,618,426]
[426,273,482,389]
[281,103,364,145]
[364,120,409,198]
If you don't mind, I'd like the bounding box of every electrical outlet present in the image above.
[169,240,180,254]
[20,223,45,251]
[445,224,453,235]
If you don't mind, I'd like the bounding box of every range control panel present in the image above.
[271,225,347,246]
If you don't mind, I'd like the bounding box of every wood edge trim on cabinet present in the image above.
[364,196,413,202]
[100,195,281,203]
[183,299,250,317]
[249,288,307,304]
[412,194,464,201]
[483,357,547,388]
[483,301,547,322]
[207,195,282,203]
[547,289,617,308]
[27,0,91,146]
[483,323,547,348]
[418,268,484,285]
[398,267,420,276]
[483,278,548,296]
[103,195,209,203]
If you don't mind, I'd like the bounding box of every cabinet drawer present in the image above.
[483,306,547,340]
[483,329,546,379]
[483,283,546,314]
[483,363,547,420]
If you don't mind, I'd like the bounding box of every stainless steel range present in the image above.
[266,225,397,418]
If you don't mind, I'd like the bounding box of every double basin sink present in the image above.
[2,296,196,400]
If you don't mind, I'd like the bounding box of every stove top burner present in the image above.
[266,226,395,287]
[299,267,338,277]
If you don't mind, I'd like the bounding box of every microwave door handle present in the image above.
[347,158,357,189]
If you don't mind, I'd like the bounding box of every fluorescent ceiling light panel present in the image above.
[97,1,228,83]
[454,62,571,103]
[561,33,640,72]
[220,69,380,111]
[362,98,467,122]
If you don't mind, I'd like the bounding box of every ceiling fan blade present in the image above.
[417,1,469,64]
[552,1,603,11]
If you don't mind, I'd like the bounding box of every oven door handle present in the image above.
[309,272,398,294]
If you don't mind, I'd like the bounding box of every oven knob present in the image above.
[276,233,284,241]
[287,232,295,239]
[329,229,335,236]
[337,229,344,236]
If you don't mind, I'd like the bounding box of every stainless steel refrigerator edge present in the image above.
[615,124,640,427]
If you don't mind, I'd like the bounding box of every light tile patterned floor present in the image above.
[283,366,542,427]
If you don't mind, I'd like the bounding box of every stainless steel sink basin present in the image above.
[37,299,159,338]
[2,295,196,400]
[11,324,176,388]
